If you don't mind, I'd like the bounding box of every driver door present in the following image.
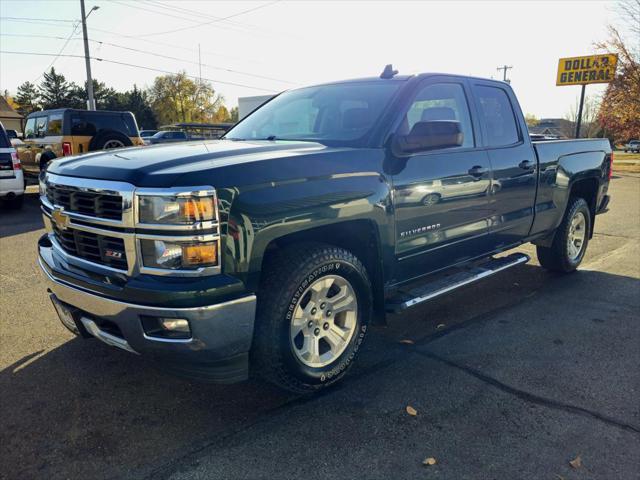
[390,78,493,283]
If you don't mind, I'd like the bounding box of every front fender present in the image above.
[221,171,393,290]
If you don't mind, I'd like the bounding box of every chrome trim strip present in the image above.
[399,254,530,310]
[142,332,193,344]
[135,186,217,197]
[40,255,255,313]
[80,317,140,354]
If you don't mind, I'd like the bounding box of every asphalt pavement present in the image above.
[1,174,639,480]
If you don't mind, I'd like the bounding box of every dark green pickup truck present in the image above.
[38,69,612,393]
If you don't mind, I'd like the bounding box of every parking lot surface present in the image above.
[1,174,639,480]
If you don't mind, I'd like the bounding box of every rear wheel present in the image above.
[253,243,372,393]
[89,130,132,151]
[536,197,591,273]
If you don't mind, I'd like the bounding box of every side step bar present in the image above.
[386,252,530,313]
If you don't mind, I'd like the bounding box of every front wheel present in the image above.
[536,197,591,273]
[253,243,372,393]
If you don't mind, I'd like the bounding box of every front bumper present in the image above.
[39,238,257,383]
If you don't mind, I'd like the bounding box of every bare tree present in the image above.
[564,95,602,138]
[616,0,640,59]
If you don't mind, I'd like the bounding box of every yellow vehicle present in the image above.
[17,109,144,178]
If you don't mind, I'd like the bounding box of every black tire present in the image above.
[5,195,24,210]
[536,197,591,273]
[89,130,132,151]
[253,242,372,394]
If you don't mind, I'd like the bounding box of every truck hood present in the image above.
[48,140,349,188]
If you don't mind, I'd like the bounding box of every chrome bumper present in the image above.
[39,245,257,382]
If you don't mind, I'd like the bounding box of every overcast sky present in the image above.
[0,0,624,118]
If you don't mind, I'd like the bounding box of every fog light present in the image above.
[141,316,191,340]
[160,318,190,333]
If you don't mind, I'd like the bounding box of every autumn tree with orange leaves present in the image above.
[596,1,640,143]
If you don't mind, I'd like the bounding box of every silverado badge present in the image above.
[52,208,71,231]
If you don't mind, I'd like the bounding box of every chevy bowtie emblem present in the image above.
[52,208,71,231]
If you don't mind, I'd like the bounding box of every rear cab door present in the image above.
[470,81,538,249]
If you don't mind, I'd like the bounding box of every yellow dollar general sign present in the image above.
[556,54,618,86]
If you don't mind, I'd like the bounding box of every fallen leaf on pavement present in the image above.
[399,339,414,344]
[569,455,582,469]
[436,323,445,330]
[406,405,417,416]
[423,457,437,466]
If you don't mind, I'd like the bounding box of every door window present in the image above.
[47,113,63,135]
[24,118,37,139]
[475,86,520,147]
[35,117,48,138]
[401,82,475,149]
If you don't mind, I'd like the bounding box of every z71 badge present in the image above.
[400,224,441,238]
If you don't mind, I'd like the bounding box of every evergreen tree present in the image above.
[15,81,41,115]
[38,67,72,109]
[123,85,157,129]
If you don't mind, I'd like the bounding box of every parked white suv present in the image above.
[0,122,25,209]
[624,140,639,153]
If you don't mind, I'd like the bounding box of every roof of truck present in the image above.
[305,72,509,89]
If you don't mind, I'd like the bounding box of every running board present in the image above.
[386,253,530,313]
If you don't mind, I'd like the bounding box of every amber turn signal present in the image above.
[182,242,218,266]
[180,198,215,221]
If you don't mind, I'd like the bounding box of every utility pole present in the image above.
[497,65,512,84]
[198,44,202,84]
[80,0,98,110]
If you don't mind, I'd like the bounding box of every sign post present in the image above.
[556,53,618,138]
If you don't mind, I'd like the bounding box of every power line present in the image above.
[108,0,240,33]
[89,37,297,85]
[32,21,81,83]
[0,16,76,22]
[140,0,290,37]
[131,0,280,38]
[0,32,296,85]
[0,50,278,92]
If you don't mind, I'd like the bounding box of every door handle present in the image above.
[468,165,487,177]
[519,160,534,170]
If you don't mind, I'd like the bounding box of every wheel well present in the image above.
[569,177,599,237]
[260,220,386,323]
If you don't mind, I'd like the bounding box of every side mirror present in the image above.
[393,120,463,155]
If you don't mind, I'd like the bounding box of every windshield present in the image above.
[225,81,402,146]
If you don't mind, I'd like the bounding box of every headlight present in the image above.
[39,176,46,197]
[140,239,218,270]
[138,193,216,225]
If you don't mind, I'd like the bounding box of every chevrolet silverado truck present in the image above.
[38,68,612,393]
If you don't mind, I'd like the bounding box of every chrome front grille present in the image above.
[46,183,123,220]
[41,172,221,277]
[51,222,128,270]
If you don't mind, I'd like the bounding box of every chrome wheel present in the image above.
[567,211,586,261]
[290,275,358,368]
[103,139,126,149]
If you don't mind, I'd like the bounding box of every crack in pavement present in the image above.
[413,349,640,435]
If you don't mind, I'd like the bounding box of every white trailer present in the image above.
[238,95,275,120]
